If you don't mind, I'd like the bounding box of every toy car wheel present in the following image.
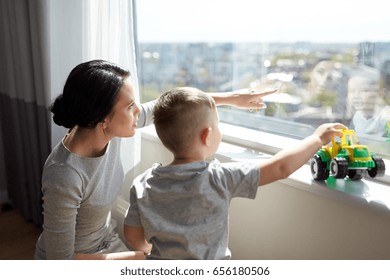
[368,156,386,178]
[348,169,366,180]
[310,154,329,181]
[330,157,348,179]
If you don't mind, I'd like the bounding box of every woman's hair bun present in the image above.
[50,94,77,128]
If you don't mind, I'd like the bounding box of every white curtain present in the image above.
[82,0,141,241]
[82,0,141,180]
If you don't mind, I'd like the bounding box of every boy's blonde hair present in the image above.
[153,87,216,155]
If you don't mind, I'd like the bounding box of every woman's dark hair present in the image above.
[50,60,130,128]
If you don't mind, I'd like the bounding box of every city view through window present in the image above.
[135,0,390,159]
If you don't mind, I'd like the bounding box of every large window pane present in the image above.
[135,0,390,159]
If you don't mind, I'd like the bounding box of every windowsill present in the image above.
[218,122,390,213]
[140,124,390,214]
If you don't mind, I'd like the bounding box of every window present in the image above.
[135,0,390,160]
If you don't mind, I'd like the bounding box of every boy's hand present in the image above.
[314,123,347,145]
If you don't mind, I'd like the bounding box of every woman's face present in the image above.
[104,78,140,138]
[310,61,342,94]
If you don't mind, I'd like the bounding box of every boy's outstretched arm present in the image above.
[259,123,347,186]
[124,224,152,255]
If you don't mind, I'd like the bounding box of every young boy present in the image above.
[123,87,346,260]
[348,75,389,137]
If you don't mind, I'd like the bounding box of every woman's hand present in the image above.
[210,88,277,109]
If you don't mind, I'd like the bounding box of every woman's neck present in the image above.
[63,126,111,157]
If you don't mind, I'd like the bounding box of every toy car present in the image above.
[310,129,386,181]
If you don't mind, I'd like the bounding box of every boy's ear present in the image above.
[201,127,212,146]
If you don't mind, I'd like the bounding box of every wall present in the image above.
[229,183,390,259]
[139,127,390,260]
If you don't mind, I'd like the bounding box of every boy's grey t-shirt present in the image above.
[124,158,260,260]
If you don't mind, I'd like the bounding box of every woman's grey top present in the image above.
[34,100,155,259]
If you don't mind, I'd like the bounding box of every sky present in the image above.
[136,0,390,43]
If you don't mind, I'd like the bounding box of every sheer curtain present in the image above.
[82,0,141,240]
[83,0,141,178]
[0,0,139,228]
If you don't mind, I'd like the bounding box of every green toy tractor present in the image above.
[310,129,386,181]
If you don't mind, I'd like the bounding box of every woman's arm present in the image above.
[209,88,277,109]
[41,166,83,260]
[137,88,277,128]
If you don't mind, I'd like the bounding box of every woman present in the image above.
[34,59,274,260]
